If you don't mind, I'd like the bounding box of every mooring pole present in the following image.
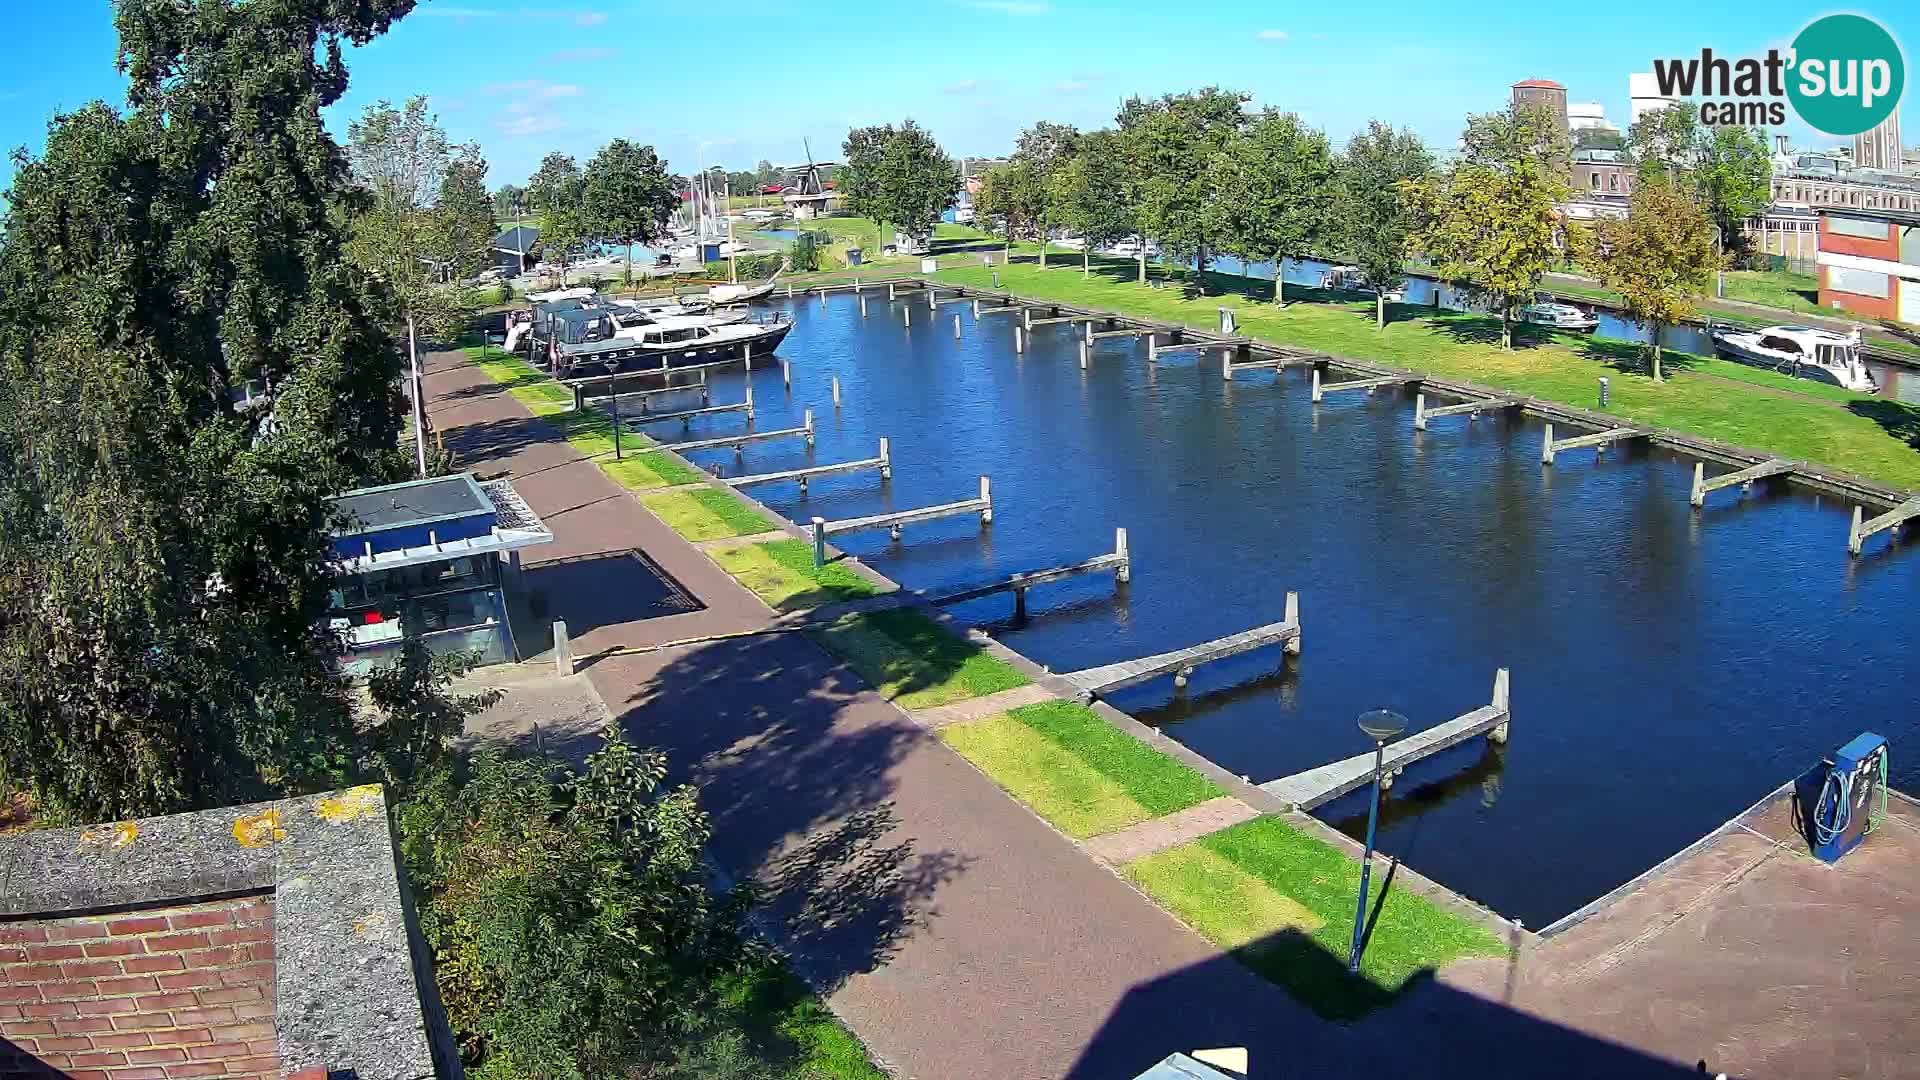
[1014,326,1024,353]
[831,376,841,408]
[783,360,791,392]
[803,408,815,447]
[904,304,912,327]
[954,314,962,339]
[979,475,993,524]
[611,376,624,460]
[812,517,827,567]
[1115,527,1131,583]
[1414,393,1427,431]
[743,379,755,420]
[878,437,891,479]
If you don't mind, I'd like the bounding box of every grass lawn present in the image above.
[697,953,886,1079]
[641,488,777,541]
[1126,816,1507,1021]
[810,607,1027,709]
[940,700,1221,838]
[1720,268,1821,315]
[934,259,1920,489]
[602,451,705,491]
[710,539,885,611]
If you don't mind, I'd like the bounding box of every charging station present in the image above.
[1794,732,1890,864]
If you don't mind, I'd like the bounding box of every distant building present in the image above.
[1855,110,1904,173]
[328,472,553,676]
[1567,102,1614,133]
[1511,78,1568,133]
[1814,206,1920,324]
[1628,72,1676,125]
[493,225,540,275]
[1572,147,1634,196]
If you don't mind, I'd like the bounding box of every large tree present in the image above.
[583,139,679,286]
[838,120,960,253]
[1207,109,1334,305]
[433,147,497,283]
[1336,121,1433,328]
[1012,121,1078,267]
[1047,130,1134,275]
[1117,87,1249,293]
[1627,104,1772,253]
[527,152,587,285]
[0,0,420,820]
[1594,176,1721,382]
[1405,102,1571,349]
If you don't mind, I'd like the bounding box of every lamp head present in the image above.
[1357,708,1408,743]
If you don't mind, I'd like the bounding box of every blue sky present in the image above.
[0,1,1913,191]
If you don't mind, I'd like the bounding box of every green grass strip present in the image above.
[705,953,887,1079]
[602,451,704,491]
[940,701,1221,838]
[640,488,776,541]
[1126,816,1506,1020]
[710,540,883,611]
[810,607,1026,710]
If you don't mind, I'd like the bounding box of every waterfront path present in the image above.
[422,342,1766,1080]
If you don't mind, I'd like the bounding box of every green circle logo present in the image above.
[1788,14,1905,136]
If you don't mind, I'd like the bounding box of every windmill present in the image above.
[783,138,835,220]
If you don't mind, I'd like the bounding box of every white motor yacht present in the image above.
[1519,299,1600,331]
[1710,324,1879,393]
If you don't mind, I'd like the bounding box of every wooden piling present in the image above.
[1221,352,1233,381]
[903,304,912,327]
[879,437,892,478]
[1079,341,1089,369]
[811,517,827,567]
[1310,366,1323,402]
[888,283,896,300]
[954,314,962,339]
[1414,393,1427,431]
[831,376,841,408]
[1148,337,1158,364]
[1541,423,1554,465]
[860,294,869,317]
[782,360,791,392]
[744,342,752,373]
[744,380,755,418]
[803,408,815,447]
[553,620,572,677]
[1014,326,1024,353]
[1115,527,1131,583]
[979,475,993,523]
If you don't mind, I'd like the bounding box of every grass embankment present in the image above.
[941,700,1220,838]
[640,488,776,541]
[810,607,1026,709]
[1720,268,1821,314]
[710,539,884,611]
[464,343,705,490]
[1127,817,1507,1020]
[933,260,1920,489]
[705,956,887,1080]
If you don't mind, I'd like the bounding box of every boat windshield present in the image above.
[1815,342,1858,369]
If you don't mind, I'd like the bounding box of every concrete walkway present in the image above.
[423,344,1722,1080]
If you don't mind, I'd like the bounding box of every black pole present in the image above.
[1348,739,1387,974]
[611,372,623,460]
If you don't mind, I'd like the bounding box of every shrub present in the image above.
[788,233,820,273]
[398,732,752,1080]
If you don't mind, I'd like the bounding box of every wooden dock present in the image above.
[1222,351,1324,380]
[618,400,751,428]
[1310,369,1419,402]
[1848,494,1920,556]
[660,409,813,455]
[929,528,1131,619]
[810,477,992,564]
[1413,392,1521,430]
[1260,669,1511,811]
[722,438,891,493]
[571,371,709,413]
[1541,423,1645,465]
[1689,458,1795,507]
[1060,594,1300,700]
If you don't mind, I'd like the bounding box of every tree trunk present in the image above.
[1650,329,1664,382]
[1196,243,1208,297]
[1376,292,1386,329]
[1500,306,1512,350]
[1138,239,1146,285]
[407,315,427,479]
[1275,262,1285,306]
[1084,249,1090,275]
[1038,215,1047,268]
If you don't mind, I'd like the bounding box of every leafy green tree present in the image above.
[1594,175,1721,382]
[1336,121,1433,328]
[839,120,960,253]
[1207,109,1335,304]
[1627,104,1771,254]
[433,149,497,284]
[1117,87,1249,294]
[1047,130,1133,274]
[397,732,752,1080]
[584,139,679,286]
[1013,121,1078,267]
[493,182,526,219]
[971,162,1024,256]
[0,0,418,821]
[528,151,587,285]
[1405,102,1571,349]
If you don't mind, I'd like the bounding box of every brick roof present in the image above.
[1513,78,1566,90]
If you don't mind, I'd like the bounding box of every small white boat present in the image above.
[1711,324,1878,393]
[1319,265,1405,301]
[1520,300,1600,331]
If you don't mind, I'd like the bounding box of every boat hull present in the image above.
[557,322,794,378]
[1711,338,1877,393]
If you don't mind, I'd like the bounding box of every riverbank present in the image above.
[929,258,1920,490]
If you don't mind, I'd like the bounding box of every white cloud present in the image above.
[497,113,566,138]
[1255,28,1288,41]
[416,5,608,26]
[954,0,1052,14]
[544,46,617,62]
[942,79,981,95]
[484,80,583,99]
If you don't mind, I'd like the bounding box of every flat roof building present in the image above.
[1814,206,1920,326]
[328,472,552,676]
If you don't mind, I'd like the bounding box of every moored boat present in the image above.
[547,306,794,378]
[1519,299,1600,331]
[1710,323,1878,393]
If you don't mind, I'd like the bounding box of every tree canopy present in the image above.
[1627,104,1772,248]
[1117,87,1250,292]
[1336,121,1433,327]
[1207,108,1335,303]
[528,151,587,283]
[838,120,960,248]
[1594,175,1721,382]
[584,139,679,285]
[1047,129,1134,274]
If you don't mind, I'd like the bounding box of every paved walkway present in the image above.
[423,345,1733,1080]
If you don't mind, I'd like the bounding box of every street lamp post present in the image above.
[1348,708,1408,974]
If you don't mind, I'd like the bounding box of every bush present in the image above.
[493,282,514,305]
[398,732,751,1080]
[788,233,820,273]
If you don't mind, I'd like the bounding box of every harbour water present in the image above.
[652,291,1920,926]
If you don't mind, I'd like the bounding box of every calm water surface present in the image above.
[648,292,1920,926]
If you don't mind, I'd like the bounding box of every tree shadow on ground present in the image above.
[1848,397,1920,450]
[1063,920,1712,1079]
[602,634,971,993]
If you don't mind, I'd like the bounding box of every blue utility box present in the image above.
[1794,732,1888,864]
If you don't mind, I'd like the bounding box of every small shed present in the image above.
[493,225,541,275]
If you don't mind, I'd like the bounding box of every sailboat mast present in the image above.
[726,184,737,284]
